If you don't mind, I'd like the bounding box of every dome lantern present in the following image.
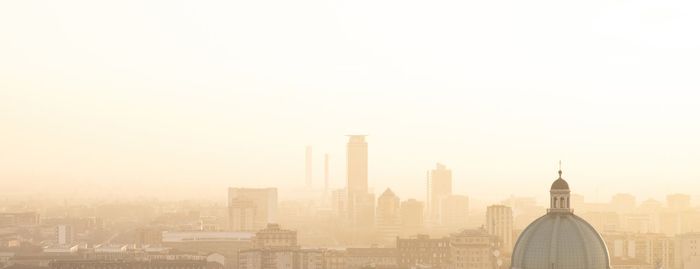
[549,163,572,214]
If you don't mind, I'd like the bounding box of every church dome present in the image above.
[550,170,569,190]
[550,178,569,190]
[511,214,611,269]
[511,167,611,269]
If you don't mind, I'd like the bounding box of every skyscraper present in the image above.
[486,205,514,253]
[228,188,278,231]
[346,135,368,194]
[305,146,312,188]
[346,135,371,227]
[376,188,401,244]
[428,163,452,221]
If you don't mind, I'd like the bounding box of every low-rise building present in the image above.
[450,228,499,269]
[345,247,397,269]
[254,224,297,248]
[397,234,450,269]
[238,248,323,269]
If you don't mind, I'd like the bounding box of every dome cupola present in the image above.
[549,165,572,214]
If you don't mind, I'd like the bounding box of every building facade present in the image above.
[400,199,425,237]
[397,234,450,269]
[376,188,401,244]
[450,228,499,269]
[428,163,452,222]
[486,205,514,254]
[228,188,278,231]
[253,223,297,248]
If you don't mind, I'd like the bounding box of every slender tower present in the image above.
[324,154,329,193]
[346,135,369,225]
[305,146,312,188]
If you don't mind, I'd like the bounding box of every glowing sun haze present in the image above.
[1,0,699,203]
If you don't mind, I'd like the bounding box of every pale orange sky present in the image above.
[1,0,699,204]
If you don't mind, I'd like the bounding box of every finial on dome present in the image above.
[558,160,562,178]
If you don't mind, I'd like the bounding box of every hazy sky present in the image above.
[1,0,699,204]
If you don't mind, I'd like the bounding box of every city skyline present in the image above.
[3,1,700,268]
[2,1,700,203]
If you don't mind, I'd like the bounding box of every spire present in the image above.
[558,160,562,179]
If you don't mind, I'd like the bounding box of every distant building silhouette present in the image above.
[238,248,322,269]
[400,199,425,237]
[55,225,74,245]
[675,232,700,269]
[667,194,691,212]
[229,198,257,231]
[345,135,374,232]
[428,163,452,223]
[439,195,468,230]
[253,223,297,248]
[376,188,401,244]
[228,188,278,231]
[324,153,329,196]
[486,205,514,253]
[305,146,312,189]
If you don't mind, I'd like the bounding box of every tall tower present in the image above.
[428,163,452,221]
[305,146,312,188]
[346,135,373,230]
[346,135,368,194]
[324,154,329,193]
[486,205,514,253]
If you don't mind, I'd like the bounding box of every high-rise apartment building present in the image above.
[331,188,347,218]
[56,225,74,245]
[229,199,257,231]
[376,188,401,244]
[486,205,514,253]
[228,188,278,231]
[603,232,674,269]
[675,232,700,269]
[428,163,452,221]
[667,194,691,212]
[611,193,637,213]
